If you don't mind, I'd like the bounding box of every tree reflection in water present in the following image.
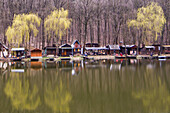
[133,69,170,113]
[4,73,41,111]
[0,60,169,113]
[45,81,72,113]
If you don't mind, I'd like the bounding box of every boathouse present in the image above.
[120,45,141,55]
[59,44,72,57]
[31,48,42,60]
[141,46,155,55]
[43,46,57,57]
[71,40,82,55]
[152,44,160,54]
[162,45,170,54]
[85,47,108,55]
[11,48,26,57]
[0,42,8,58]
[106,45,120,55]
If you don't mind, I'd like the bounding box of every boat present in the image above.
[158,55,166,59]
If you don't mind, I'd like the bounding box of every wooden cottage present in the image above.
[59,44,72,57]
[0,42,8,58]
[11,48,26,58]
[31,48,42,60]
[85,47,108,55]
[71,40,82,55]
[120,45,141,55]
[106,45,120,55]
[162,45,170,54]
[141,46,155,55]
[152,44,161,54]
[43,46,57,57]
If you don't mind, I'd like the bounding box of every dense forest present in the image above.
[0,0,169,49]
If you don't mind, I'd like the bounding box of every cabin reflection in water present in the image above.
[31,62,42,70]
[44,62,56,69]
[10,62,26,73]
[58,60,83,76]
[11,62,27,69]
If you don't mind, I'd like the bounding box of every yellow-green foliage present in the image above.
[128,2,166,43]
[6,13,41,47]
[45,8,71,40]
[4,75,41,110]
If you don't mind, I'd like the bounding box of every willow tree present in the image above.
[44,8,71,48]
[6,14,41,49]
[128,2,166,46]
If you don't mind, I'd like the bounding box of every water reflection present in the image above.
[133,70,170,113]
[0,60,169,113]
[45,81,72,113]
[4,73,40,111]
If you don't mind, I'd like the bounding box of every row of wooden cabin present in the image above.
[0,40,170,58]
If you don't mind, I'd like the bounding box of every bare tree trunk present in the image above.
[108,19,110,44]
[84,21,88,46]
[97,18,100,45]
[104,15,107,46]
[90,21,94,45]
[42,17,45,49]
[160,24,165,55]
[78,16,82,44]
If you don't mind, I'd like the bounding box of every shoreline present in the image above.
[0,54,170,62]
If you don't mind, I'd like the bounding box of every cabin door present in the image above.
[64,50,67,56]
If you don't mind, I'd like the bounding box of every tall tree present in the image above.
[128,2,166,45]
[44,8,71,54]
[6,13,41,49]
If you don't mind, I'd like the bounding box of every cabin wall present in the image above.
[73,48,81,55]
[46,49,56,56]
[31,51,42,57]
[12,51,25,57]
[59,49,72,57]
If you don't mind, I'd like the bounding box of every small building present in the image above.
[0,42,8,58]
[59,44,72,57]
[106,45,120,55]
[152,44,161,54]
[141,46,155,55]
[11,48,26,58]
[31,48,42,60]
[162,45,170,54]
[71,40,82,55]
[145,46,155,55]
[85,47,108,55]
[43,46,57,57]
[85,43,100,47]
[120,45,141,55]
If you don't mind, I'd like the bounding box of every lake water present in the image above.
[0,59,170,113]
